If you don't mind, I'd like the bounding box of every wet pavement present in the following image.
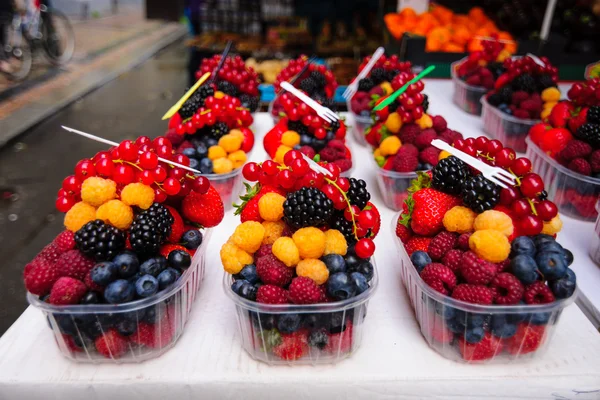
[0,41,188,335]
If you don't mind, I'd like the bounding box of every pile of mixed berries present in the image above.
[221,151,379,361]
[195,54,260,112]
[395,136,575,361]
[486,56,559,120]
[263,99,351,172]
[456,37,511,91]
[27,137,225,359]
[348,55,413,117]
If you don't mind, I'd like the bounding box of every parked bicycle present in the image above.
[1,0,75,81]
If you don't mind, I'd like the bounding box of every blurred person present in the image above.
[0,0,28,73]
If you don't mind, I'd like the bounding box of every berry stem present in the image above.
[526,198,538,216]
[325,177,359,241]
[113,159,143,172]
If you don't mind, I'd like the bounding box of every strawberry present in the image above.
[234,184,286,223]
[263,118,287,158]
[410,188,461,236]
[273,331,309,360]
[528,122,552,146]
[288,277,322,304]
[325,322,353,354]
[494,73,511,90]
[395,220,412,243]
[181,185,224,228]
[239,127,255,153]
[404,236,432,255]
[159,244,194,259]
[539,127,572,156]
[95,329,129,359]
[547,102,572,128]
[365,123,386,147]
[458,332,503,361]
[427,314,452,344]
[24,258,60,295]
[164,205,184,243]
[49,277,87,305]
[505,324,545,355]
[382,157,394,170]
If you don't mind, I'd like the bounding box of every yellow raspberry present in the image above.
[281,130,301,147]
[80,177,116,207]
[229,129,244,139]
[469,229,510,263]
[232,221,265,253]
[541,107,552,120]
[258,192,286,222]
[416,114,433,129]
[379,136,402,156]
[262,220,286,244]
[497,49,511,62]
[373,148,382,158]
[385,112,402,134]
[292,227,326,259]
[296,259,329,285]
[218,134,243,153]
[543,101,558,110]
[220,242,253,274]
[443,206,476,234]
[272,237,300,267]
[96,199,133,230]
[208,145,227,161]
[323,229,347,256]
[213,157,234,174]
[214,91,225,99]
[473,210,514,237]
[120,183,155,210]
[542,215,563,235]
[439,150,451,161]
[541,87,561,102]
[228,150,247,169]
[274,145,292,164]
[64,202,97,232]
[380,82,393,95]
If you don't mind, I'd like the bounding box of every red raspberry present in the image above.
[333,158,352,172]
[404,236,432,256]
[299,145,316,160]
[442,249,463,272]
[460,251,497,285]
[319,147,339,162]
[511,91,529,105]
[255,244,273,259]
[49,277,87,305]
[273,331,308,360]
[328,139,346,152]
[590,150,600,173]
[288,277,322,304]
[495,259,511,273]
[567,158,592,175]
[465,75,481,86]
[458,332,503,361]
[558,140,592,161]
[131,320,175,349]
[165,129,184,146]
[325,322,353,354]
[176,141,194,152]
[419,146,440,166]
[524,281,556,304]
[420,263,457,295]
[84,269,105,292]
[414,129,437,150]
[457,233,472,250]
[513,109,530,119]
[431,116,447,133]
[439,129,463,144]
[398,123,421,144]
[95,329,129,359]
[38,243,62,264]
[395,222,412,243]
[24,258,60,296]
[55,250,95,281]
[490,272,524,305]
[53,231,76,253]
[520,99,540,114]
[427,231,458,260]
[62,334,83,353]
[451,284,494,305]
[393,144,419,172]
[257,254,294,287]
[505,324,545,355]
[256,284,288,304]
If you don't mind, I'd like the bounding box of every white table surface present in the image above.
[1,80,600,400]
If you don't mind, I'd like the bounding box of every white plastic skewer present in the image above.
[61,126,203,175]
[342,46,385,99]
[301,153,333,177]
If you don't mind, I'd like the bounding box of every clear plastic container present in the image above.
[589,200,600,265]
[268,99,282,125]
[346,99,372,146]
[526,137,600,221]
[451,59,488,116]
[481,97,539,153]
[370,155,417,211]
[223,261,378,365]
[392,217,576,363]
[205,167,245,211]
[28,230,211,364]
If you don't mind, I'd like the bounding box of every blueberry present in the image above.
[80,291,101,304]
[350,272,369,294]
[530,312,551,325]
[277,313,302,334]
[302,314,323,330]
[140,256,167,277]
[112,251,140,279]
[446,318,465,334]
[511,255,539,284]
[135,275,159,298]
[533,234,556,248]
[416,162,424,170]
[90,261,118,286]
[238,281,257,301]
[143,306,157,323]
[344,254,360,270]
[465,326,485,343]
[327,272,357,301]
[168,250,191,269]
[54,314,76,335]
[326,311,349,334]
[535,252,567,280]
[465,313,487,328]
[563,249,574,266]
[199,158,213,174]
[181,147,197,158]
[204,137,218,148]
[549,268,576,299]
[181,229,203,250]
[510,236,536,257]
[231,280,246,294]
[234,264,259,284]
[157,268,181,290]
[80,318,104,338]
[116,319,137,336]
[354,261,374,282]
[189,158,199,169]
[300,134,312,146]
[411,251,432,272]
[251,312,276,330]
[422,163,433,170]
[72,333,94,349]
[537,241,564,255]
[308,329,329,349]
[434,302,456,320]
[322,254,346,274]
[491,316,517,338]
[196,143,208,159]
[104,279,135,304]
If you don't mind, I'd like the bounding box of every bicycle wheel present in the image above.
[41,9,74,65]
[3,31,33,82]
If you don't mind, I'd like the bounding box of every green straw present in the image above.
[373,65,436,111]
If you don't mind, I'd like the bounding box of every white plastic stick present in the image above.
[301,153,333,177]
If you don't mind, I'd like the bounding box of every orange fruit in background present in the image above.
[442,42,464,53]
[451,25,471,46]
[468,38,484,52]
[399,7,417,19]
[429,27,451,44]
[469,7,486,23]
[431,4,453,24]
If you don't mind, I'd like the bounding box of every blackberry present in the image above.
[486,62,505,79]
[386,69,399,82]
[388,100,400,113]
[314,92,335,110]
[178,85,214,120]
[576,123,600,147]
[536,74,556,91]
[331,212,356,242]
[74,220,125,261]
[487,93,503,107]
[240,94,259,112]
[217,81,238,97]
[357,78,375,92]
[497,86,513,104]
[512,74,537,93]
[329,120,340,135]
[287,120,310,137]
[209,122,229,140]
[300,77,318,95]
[461,175,501,213]
[347,178,370,209]
[432,156,472,195]
[283,187,334,229]
[422,94,429,113]
[587,106,600,124]
[370,68,387,85]
[129,203,174,257]
[310,71,327,89]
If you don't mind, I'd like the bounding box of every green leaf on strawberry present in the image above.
[233,182,261,216]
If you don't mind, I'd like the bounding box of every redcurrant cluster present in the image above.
[56,137,211,212]
[373,72,425,123]
[357,54,411,76]
[568,78,600,107]
[274,56,338,98]
[453,136,558,235]
[498,56,558,88]
[196,55,259,97]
